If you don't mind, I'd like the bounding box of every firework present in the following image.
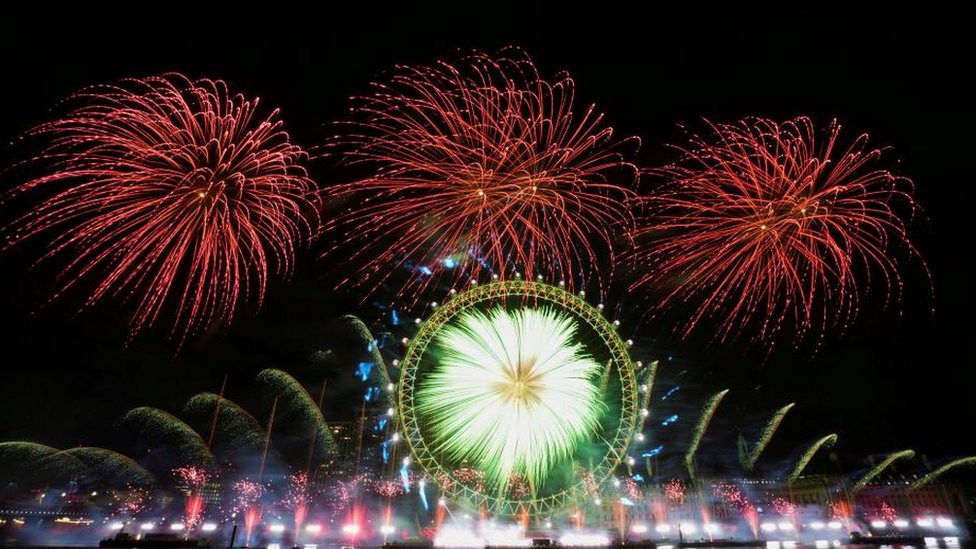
[284,472,312,534]
[788,434,838,483]
[111,485,151,519]
[2,74,317,343]
[769,494,797,518]
[852,450,916,493]
[372,478,406,499]
[452,467,486,493]
[233,478,267,545]
[256,369,336,458]
[630,117,926,348]
[909,456,976,490]
[119,407,213,466]
[622,477,640,501]
[173,466,210,533]
[742,403,795,472]
[173,465,209,490]
[685,389,729,480]
[58,447,153,486]
[715,483,753,513]
[664,478,686,505]
[0,441,89,483]
[879,501,898,523]
[416,305,604,493]
[325,50,638,299]
[183,393,265,453]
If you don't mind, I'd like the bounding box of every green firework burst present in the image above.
[416,306,605,493]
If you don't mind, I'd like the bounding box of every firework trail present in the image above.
[183,392,265,453]
[324,49,638,301]
[629,117,927,350]
[788,434,838,483]
[256,369,336,458]
[909,456,976,490]
[118,407,213,466]
[416,306,604,493]
[57,447,154,486]
[634,360,659,436]
[342,314,396,409]
[685,389,729,480]
[0,441,89,482]
[742,403,795,472]
[1,74,318,344]
[852,449,916,493]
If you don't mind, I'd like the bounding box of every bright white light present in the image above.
[438,498,447,506]
[944,536,959,545]
[679,522,697,534]
[631,524,648,534]
[870,520,887,529]
[761,522,778,533]
[766,542,781,549]
[545,522,552,529]
[827,521,843,530]
[594,498,602,505]
[637,433,645,442]
[815,541,829,549]
[778,522,795,531]
[560,533,610,546]
[612,478,621,487]
[109,522,125,530]
[380,524,396,535]
[140,523,155,531]
[91,491,98,496]
[387,408,395,417]
[917,518,934,528]
[201,523,218,532]
[170,523,184,531]
[402,456,411,466]
[893,519,909,528]
[268,544,280,549]
[387,383,395,391]
[924,537,939,546]
[703,523,721,534]
[783,542,797,548]
[655,524,671,534]
[342,524,360,535]
[627,457,636,466]
[305,524,321,533]
[270,524,286,533]
[392,432,400,442]
[304,545,318,549]
[641,408,649,417]
[937,517,954,528]
[810,521,826,530]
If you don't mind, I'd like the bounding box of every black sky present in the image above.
[0,4,972,471]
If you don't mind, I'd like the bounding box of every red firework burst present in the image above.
[665,477,686,505]
[630,117,926,349]
[325,50,638,300]
[2,74,317,343]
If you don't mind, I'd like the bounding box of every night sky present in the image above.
[0,4,972,474]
